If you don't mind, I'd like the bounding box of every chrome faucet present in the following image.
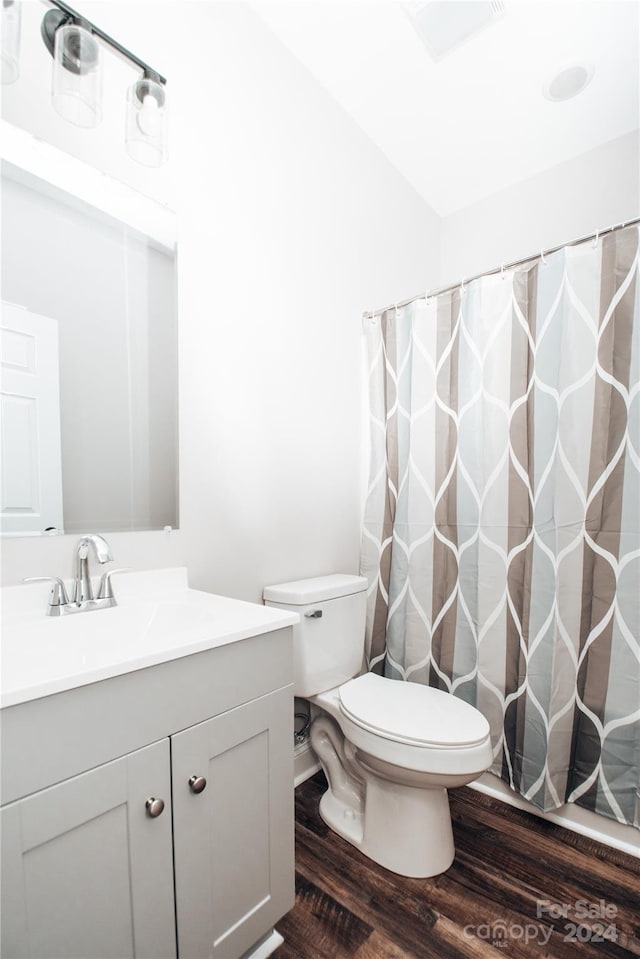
[73,533,113,604]
[25,534,130,616]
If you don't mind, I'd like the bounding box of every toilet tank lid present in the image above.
[263,574,367,605]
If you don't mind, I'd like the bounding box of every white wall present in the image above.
[439,131,639,288]
[1,3,440,599]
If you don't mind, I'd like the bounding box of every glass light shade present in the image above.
[1,0,21,85]
[126,77,168,167]
[52,22,102,128]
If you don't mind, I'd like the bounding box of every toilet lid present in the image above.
[338,673,490,747]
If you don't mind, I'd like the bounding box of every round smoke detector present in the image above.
[543,62,595,101]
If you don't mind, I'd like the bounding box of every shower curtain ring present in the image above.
[592,231,599,249]
[540,249,547,265]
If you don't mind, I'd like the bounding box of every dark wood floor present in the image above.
[275,772,640,959]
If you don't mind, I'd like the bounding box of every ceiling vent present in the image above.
[404,1,506,61]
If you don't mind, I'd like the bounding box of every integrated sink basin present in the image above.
[1,567,299,707]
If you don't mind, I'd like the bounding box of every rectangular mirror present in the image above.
[0,124,178,536]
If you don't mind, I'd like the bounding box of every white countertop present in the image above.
[1,568,298,708]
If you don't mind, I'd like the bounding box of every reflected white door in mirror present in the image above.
[1,302,63,535]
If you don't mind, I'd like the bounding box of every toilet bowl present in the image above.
[263,574,493,878]
[310,674,492,876]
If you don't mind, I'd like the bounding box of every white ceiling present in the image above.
[251,0,640,216]
[3,1,638,217]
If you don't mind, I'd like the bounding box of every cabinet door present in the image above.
[1,738,176,959]
[172,686,294,959]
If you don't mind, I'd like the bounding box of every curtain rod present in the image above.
[363,215,640,321]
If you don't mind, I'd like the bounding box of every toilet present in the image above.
[263,573,493,878]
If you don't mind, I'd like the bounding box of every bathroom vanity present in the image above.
[0,569,298,959]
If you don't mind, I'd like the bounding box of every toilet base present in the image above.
[318,788,365,847]
[318,771,455,878]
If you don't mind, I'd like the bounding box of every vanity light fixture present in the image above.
[1,0,22,84]
[47,15,102,127]
[125,74,168,168]
[40,0,168,164]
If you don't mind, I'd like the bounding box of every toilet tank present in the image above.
[263,574,368,697]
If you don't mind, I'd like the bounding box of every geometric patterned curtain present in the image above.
[360,225,640,828]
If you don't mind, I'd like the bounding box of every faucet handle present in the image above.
[23,576,70,607]
[96,567,133,601]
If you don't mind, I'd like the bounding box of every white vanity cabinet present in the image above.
[1,623,295,959]
[172,686,293,959]
[1,738,176,959]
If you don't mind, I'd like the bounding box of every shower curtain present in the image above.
[360,224,639,828]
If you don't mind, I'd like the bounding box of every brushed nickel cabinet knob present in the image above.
[145,797,165,818]
[188,775,207,794]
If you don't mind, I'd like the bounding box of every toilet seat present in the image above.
[339,673,490,748]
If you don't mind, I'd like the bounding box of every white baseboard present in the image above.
[294,740,320,787]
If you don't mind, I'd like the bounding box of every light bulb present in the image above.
[126,76,167,167]
[137,93,160,136]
